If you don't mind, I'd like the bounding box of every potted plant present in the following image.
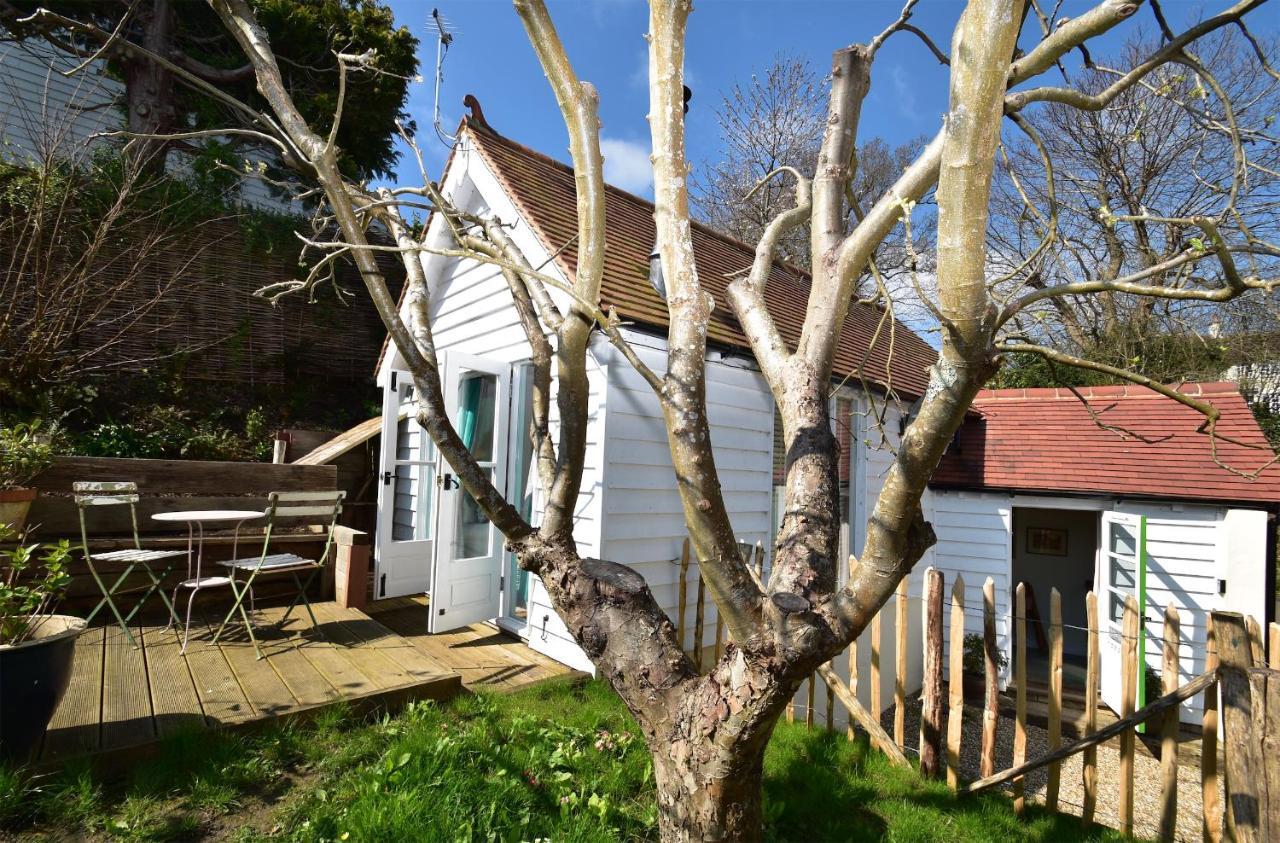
[0,422,55,534]
[0,526,82,762]
[962,632,1009,699]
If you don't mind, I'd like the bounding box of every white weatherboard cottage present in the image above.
[371,114,1277,725]
[371,114,935,679]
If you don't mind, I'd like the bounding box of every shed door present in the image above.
[1098,511,1147,716]
[429,352,510,633]
[374,370,436,599]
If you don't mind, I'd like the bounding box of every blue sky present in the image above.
[380,1,1264,196]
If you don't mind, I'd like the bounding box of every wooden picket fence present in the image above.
[673,546,1280,839]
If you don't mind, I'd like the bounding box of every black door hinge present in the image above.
[379,573,387,597]
[390,371,398,389]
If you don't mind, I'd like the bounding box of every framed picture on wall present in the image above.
[1026,526,1068,556]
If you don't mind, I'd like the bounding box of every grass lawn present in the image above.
[1,679,1136,842]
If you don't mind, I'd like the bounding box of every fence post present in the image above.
[1159,604,1181,841]
[920,568,943,778]
[1082,591,1099,826]
[826,668,835,733]
[1119,593,1139,837]
[1046,587,1063,812]
[677,539,689,657]
[1013,582,1027,814]
[871,607,882,725]
[947,574,965,791]
[849,556,859,742]
[895,578,908,750]
[693,569,705,674]
[1215,610,1268,842]
[1204,614,1222,843]
[1247,616,1265,667]
[1270,622,1280,670]
[806,674,816,730]
[980,576,998,779]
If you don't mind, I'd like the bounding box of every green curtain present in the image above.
[459,376,482,451]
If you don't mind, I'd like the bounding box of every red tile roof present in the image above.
[932,382,1280,505]
[464,121,936,396]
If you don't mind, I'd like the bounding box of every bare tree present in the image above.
[693,53,935,295]
[0,116,229,415]
[990,28,1280,380]
[48,0,1280,837]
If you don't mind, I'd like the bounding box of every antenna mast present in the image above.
[430,8,457,146]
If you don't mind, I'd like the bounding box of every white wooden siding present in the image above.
[597,334,774,660]
[0,40,293,212]
[1116,500,1226,721]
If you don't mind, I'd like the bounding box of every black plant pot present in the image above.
[0,615,85,762]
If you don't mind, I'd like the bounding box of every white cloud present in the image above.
[600,137,653,194]
[890,63,918,119]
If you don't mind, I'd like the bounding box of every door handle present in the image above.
[382,471,394,486]
[438,472,459,490]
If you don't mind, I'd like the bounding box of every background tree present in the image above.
[0,141,231,416]
[692,53,936,321]
[55,0,1280,838]
[0,0,417,179]
[989,29,1280,383]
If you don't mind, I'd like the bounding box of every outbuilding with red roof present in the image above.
[925,381,1278,723]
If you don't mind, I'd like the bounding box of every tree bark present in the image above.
[653,740,767,842]
[122,0,179,170]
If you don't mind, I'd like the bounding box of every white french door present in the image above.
[374,370,436,599]
[429,352,511,633]
[1098,511,1147,716]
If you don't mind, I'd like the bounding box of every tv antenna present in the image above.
[430,8,458,146]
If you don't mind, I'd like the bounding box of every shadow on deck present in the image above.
[35,596,586,773]
[365,595,586,693]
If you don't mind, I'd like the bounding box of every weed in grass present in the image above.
[34,762,103,829]
[0,764,29,827]
[185,775,242,814]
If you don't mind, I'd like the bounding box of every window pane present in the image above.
[457,470,494,558]
[395,417,419,461]
[1109,522,1137,556]
[459,373,498,462]
[392,468,418,541]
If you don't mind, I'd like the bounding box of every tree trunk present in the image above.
[653,736,768,842]
[122,0,178,170]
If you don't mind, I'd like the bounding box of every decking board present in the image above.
[274,611,376,700]
[101,625,156,750]
[139,625,205,737]
[41,626,105,761]
[182,628,256,727]
[366,596,583,693]
[211,613,300,718]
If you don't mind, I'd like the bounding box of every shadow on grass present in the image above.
[763,723,1134,842]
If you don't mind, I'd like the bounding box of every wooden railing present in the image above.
[673,547,1280,838]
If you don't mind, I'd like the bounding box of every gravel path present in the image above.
[883,697,1221,843]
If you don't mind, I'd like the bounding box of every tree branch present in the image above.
[725,167,810,400]
[648,0,765,644]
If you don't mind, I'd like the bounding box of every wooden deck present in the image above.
[366,595,583,692]
[38,598,578,767]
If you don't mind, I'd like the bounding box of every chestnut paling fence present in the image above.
[674,540,1279,841]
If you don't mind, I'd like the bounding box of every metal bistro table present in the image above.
[152,509,264,654]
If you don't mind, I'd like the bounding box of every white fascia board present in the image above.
[376,129,572,382]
